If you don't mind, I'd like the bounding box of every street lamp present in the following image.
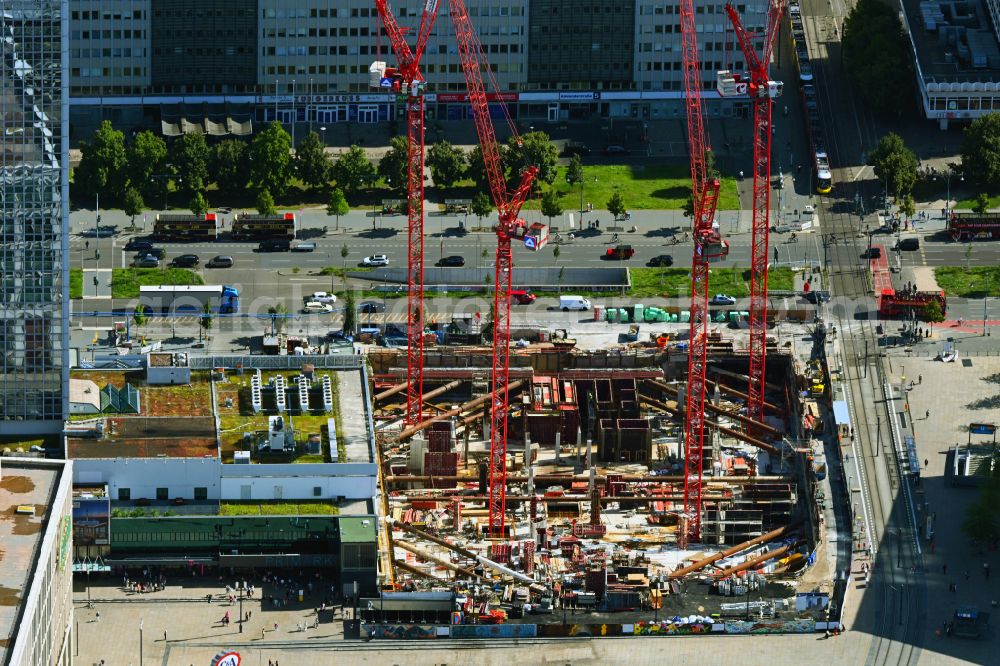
[944,171,964,218]
[320,125,327,146]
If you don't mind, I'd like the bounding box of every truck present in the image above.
[139,285,240,314]
[947,212,1000,241]
[603,244,635,260]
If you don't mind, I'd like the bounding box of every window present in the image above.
[118,488,131,501]
[313,486,322,497]
[195,487,208,500]
[156,487,168,500]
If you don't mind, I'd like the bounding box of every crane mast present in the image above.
[450,0,538,537]
[725,1,785,423]
[681,0,729,544]
[373,0,441,426]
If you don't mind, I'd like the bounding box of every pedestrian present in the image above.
[926,409,930,420]
[943,563,948,575]
[946,622,953,637]
[985,563,991,579]
[965,570,971,581]
[95,611,100,622]
[207,593,212,603]
[919,374,923,384]
[261,628,265,640]
[924,458,929,468]
[274,622,278,632]
[164,630,167,642]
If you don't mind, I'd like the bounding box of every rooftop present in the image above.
[906,0,1000,84]
[67,416,218,459]
[0,459,62,664]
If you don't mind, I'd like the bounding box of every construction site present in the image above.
[366,322,840,633]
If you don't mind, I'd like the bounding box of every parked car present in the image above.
[896,237,920,251]
[134,247,166,260]
[604,144,627,155]
[258,239,290,252]
[561,141,592,157]
[206,255,234,268]
[134,255,159,268]
[302,301,334,314]
[510,289,536,304]
[436,255,466,267]
[359,301,386,313]
[710,294,737,306]
[169,254,200,268]
[647,254,674,267]
[560,295,591,311]
[125,239,153,252]
[361,254,389,267]
[308,291,337,304]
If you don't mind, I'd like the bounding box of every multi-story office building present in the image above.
[68,1,765,135]
[1,2,69,434]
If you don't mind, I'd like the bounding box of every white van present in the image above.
[560,295,591,311]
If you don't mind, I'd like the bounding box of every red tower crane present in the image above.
[680,0,730,543]
[450,0,538,537]
[373,0,441,425]
[724,1,785,423]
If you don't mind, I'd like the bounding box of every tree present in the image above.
[426,140,467,189]
[899,194,916,221]
[212,139,251,194]
[250,121,294,197]
[123,187,144,227]
[74,120,128,202]
[471,192,493,224]
[327,188,349,230]
[682,194,695,219]
[867,133,918,199]
[842,0,915,118]
[189,191,209,217]
[169,133,211,195]
[199,301,213,342]
[267,304,288,334]
[132,305,147,335]
[962,462,1000,546]
[974,192,992,214]
[126,130,167,201]
[607,191,627,220]
[705,149,721,181]
[566,154,584,185]
[333,145,376,193]
[256,189,276,216]
[923,299,945,323]
[540,190,563,222]
[342,289,357,336]
[504,131,559,184]
[467,143,500,192]
[962,114,1000,189]
[378,135,408,192]
[295,131,333,191]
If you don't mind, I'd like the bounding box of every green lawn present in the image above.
[627,266,794,299]
[934,266,1000,297]
[111,268,204,298]
[517,165,740,212]
[70,268,82,299]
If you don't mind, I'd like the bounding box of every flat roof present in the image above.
[67,416,218,459]
[338,515,378,543]
[0,459,62,664]
[905,0,1000,83]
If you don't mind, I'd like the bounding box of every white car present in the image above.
[710,294,737,306]
[308,291,337,304]
[302,301,334,314]
[361,254,389,267]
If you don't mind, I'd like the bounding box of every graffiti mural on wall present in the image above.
[451,624,538,638]
[633,620,715,636]
[367,624,437,639]
[724,618,817,634]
